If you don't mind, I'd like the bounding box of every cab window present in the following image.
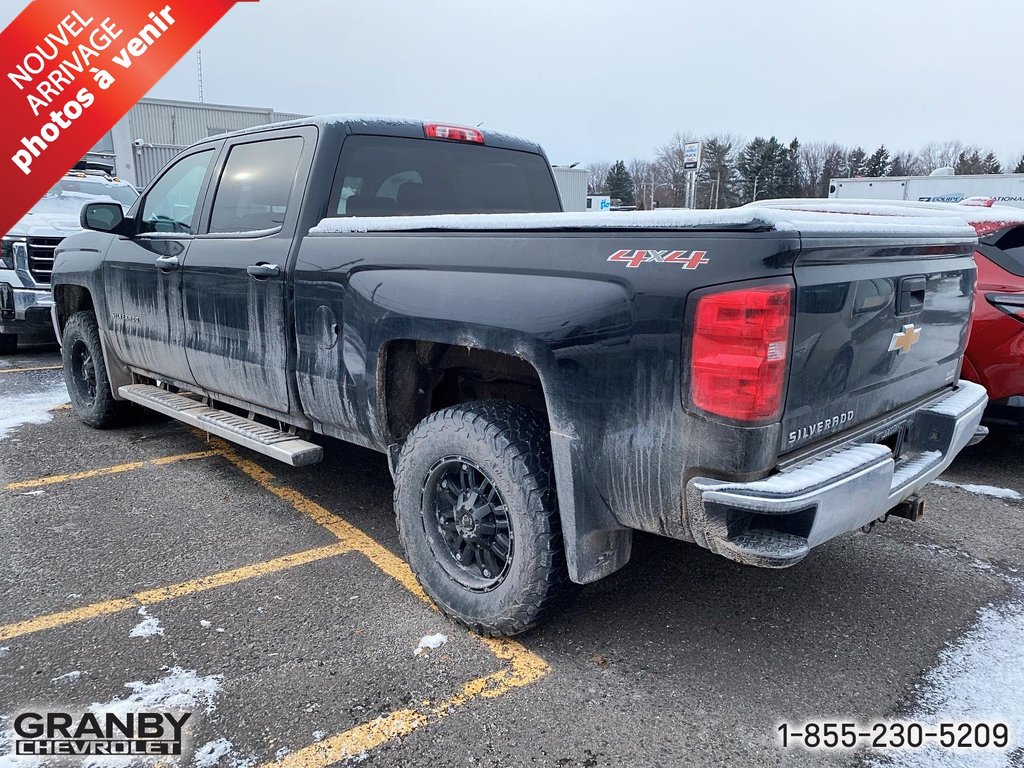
[139,150,215,234]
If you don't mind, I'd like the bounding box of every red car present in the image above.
[754,199,1024,422]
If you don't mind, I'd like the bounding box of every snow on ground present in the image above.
[50,671,81,685]
[930,479,1022,501]
[413,633,448,656]
[128,607,164,638]
[870,584,1024,768]
[192,738,235,767]
[0,667,223,767]
[0,648,8,659]
[0,386,68,441]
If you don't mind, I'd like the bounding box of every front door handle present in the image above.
[247,263,280,279]
[155,255,179,271]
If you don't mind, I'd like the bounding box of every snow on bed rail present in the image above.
[311,207,978,238]
[751,198,1024,226]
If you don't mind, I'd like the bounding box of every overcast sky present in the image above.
[3,0,1022,166]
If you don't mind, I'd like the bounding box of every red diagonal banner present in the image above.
[0,0,256,236]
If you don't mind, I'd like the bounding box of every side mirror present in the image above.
[80,202,127,233]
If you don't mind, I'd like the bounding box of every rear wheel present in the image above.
[0,333,15,355]
[394,401,568,636]
[62,311,125,428]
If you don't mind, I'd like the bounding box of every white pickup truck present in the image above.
[0,163,137,353]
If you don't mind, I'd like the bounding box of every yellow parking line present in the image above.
[0,543,351,642]
[0,364,63,374]
[266,638,548,768]
[214,441,430,603]
[202,437,550,768]
[3,450,220,491]
[0,427,550,765]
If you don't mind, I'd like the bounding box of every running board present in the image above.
[118,384,323,467]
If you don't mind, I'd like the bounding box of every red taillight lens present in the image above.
[423,123,484,144]
[690,285,792,422]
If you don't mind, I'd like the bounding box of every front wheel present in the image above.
[394,401,568,636]
[62,311,125,428]
[0,333,16,355]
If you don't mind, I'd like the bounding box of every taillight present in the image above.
[423,123,484,144]
[986,292,1024,322]
[690,284,792,422]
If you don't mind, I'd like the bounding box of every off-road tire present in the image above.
[62,311,125,428]
[0,333,16,355]
[394,401,568,636]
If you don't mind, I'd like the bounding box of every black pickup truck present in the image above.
[51,116,988,636]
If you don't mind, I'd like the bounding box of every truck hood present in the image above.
[7,210,83,239]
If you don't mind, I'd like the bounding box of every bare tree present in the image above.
[798,142,844,197]
[627,158,656,209]
[916,141,965,174]
[587,161,612,195]
[655,131,697,207]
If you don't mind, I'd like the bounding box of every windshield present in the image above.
[33,178,138,214]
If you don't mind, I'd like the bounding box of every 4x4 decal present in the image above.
[607,249,709,270]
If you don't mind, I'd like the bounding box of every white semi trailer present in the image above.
[829,170,1024,209]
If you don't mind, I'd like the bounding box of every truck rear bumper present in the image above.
[687,380,988,568]
[0,283,55,343]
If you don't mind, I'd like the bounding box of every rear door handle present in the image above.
[155,255,179,270]
[247,263,280,279]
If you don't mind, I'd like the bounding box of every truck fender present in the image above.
[352,268,635,584]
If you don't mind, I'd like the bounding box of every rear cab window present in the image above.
[328,135,560,217]
[980,226,1024,277]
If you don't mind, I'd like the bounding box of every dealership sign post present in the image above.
[0,0,256,236]
[683,141,701,209]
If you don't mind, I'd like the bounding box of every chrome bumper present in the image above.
[688,380,988,568]
[0,282,55,340]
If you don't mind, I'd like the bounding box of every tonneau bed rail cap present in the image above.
[310,208,979,240]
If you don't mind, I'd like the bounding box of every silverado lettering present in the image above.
[788,411,856,446]
[50,116,988,636]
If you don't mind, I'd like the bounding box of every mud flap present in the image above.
[550,431,632,584]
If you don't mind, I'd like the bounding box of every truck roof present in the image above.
[188,113,545,155]
[310,207,978,241]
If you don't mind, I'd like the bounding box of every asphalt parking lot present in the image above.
[1,346,1023,768]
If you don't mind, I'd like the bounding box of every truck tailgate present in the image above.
[782,238,976,454]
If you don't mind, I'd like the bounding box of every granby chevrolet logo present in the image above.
[607,249,709,270]
[888,323,922,355]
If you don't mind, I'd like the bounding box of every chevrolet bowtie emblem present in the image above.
[888,323,922,354]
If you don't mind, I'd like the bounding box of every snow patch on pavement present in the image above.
[0,386,69,441]
[192,737,235,767]
[930,479,1022,500]
[129,607,164,638]
[0,648,8,659]
[871,588,1024,767]
[413,633,448,656]
[50,671,81,685]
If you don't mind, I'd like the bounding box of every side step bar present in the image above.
[119,384,323,467]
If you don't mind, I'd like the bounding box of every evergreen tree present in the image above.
[737,137,794,201]
[1015,155,1024,174]
[864,145,892,177]
[982,152,1002,174]
[697,137,740,208]
[846,147,867,177]
[889,151,920,177]
[955,149,985,175]
[605,160,636,206]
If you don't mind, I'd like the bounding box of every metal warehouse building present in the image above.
[89,97,307,187]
